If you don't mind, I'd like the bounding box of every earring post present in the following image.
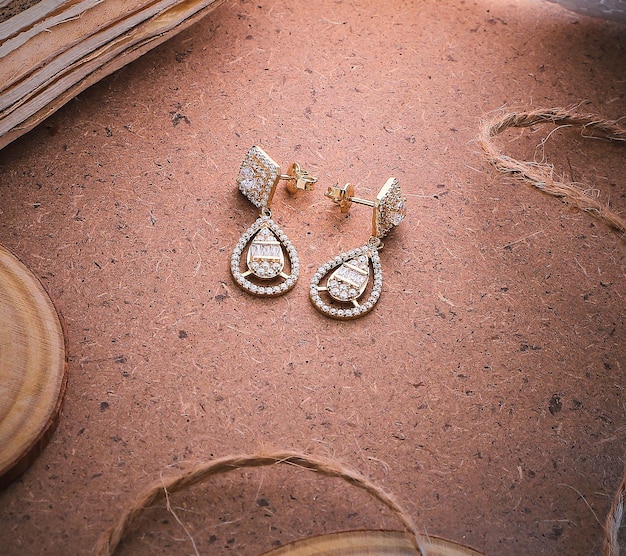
[349,197,376,208]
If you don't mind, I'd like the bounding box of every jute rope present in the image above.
[605,465,626,556]
[481,107,626,552]
[94,450,428,555]
[478,107,626,240]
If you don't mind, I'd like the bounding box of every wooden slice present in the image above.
[262,530,484,556]
[0,243,67,489]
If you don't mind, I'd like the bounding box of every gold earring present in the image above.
[309,178,406,319]
[230,145,317,297]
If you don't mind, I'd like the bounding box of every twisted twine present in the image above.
[94,450,428,555]
[481,108,626,551]
[605,465,626,556]
[478,107,626,240]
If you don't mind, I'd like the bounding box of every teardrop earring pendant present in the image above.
[230,145,317,297]
[310,178,406,320]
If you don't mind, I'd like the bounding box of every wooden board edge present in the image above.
[0,244,69,490]
[0,0,226,150]
[260,529,485,556]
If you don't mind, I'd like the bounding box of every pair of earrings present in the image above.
[230,146,406,320]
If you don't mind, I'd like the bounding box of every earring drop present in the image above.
[310,178,406,320]
[230,145,317,297]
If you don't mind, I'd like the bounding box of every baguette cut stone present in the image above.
[247,226,284,279]
[231,216,298,297]
[327,255,369,302]
[309,244,383,320]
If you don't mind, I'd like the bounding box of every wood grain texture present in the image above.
[0,244,67,489]
[0,0,225,149]
[262,530,483,556]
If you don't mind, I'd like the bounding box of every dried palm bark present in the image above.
[0,0,224,149]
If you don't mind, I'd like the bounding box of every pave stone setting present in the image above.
[237,146,280,209]
[374,177,406,238]
[231,216,299,297]
[309,244,382,320]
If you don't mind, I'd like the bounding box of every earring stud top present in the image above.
[237,146,316,210]
[325,178,406,238]
[372,177,406,238]
[237,146,281,209]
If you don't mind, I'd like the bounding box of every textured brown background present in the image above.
[0,0,624,554]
